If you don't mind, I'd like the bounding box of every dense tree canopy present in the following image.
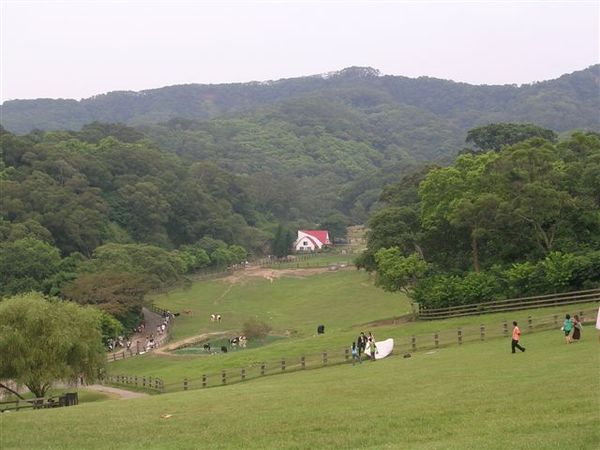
[0,293,106,398]
[361,131,600,307]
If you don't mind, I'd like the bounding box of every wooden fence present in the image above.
[418,288,600,320]
[106,305,172,363]
[104,375,165,393]
[0,393,78,412]
[107,306,598,395]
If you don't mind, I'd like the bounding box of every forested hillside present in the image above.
[360,129,600,308]
[2,65,598,135]
[3,66,597,223]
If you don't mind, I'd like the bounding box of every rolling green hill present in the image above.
[2,65,599,135]
[2,329,597,449]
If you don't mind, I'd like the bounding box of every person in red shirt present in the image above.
[511,321,526,353]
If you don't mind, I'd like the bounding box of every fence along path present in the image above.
[106,305,598,394]
[106,305,172,363]
[418,288,600,320]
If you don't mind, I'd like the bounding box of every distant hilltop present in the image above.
[1,65,598,134]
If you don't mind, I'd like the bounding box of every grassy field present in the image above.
[112,268,598,387]
[150,269,407,342]
[2,330,598,449]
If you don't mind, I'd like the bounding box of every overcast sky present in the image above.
[1,0,598,102]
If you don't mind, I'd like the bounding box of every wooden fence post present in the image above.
[503,321,508,338]
[183,378,188,391]
[411,336,416,352]
[113,354,116,362]
[580,311,584,321]
[222,371,227,385]
[202,374,207,388]
[155,379,159,390]
[434,333,439,348]
[301,356,306,369]
[554,314,558,326]
[241,368,246,381]
[480,324,485,341]
[322,351,328,365]
[457,329,462,345]
[135,376,138,387]
[281,358,286,371]
[345,348,350,361]
[149,376,153,388]
[261,364,266,376]
[528,316,532,331]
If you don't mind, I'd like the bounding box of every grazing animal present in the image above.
[220,346,228,353]
[203,343,211,351]
[217,314,222,322]
[403,353,412,358]
[210,314,216,322]
[183,309,193,315]
[229,335,248,348]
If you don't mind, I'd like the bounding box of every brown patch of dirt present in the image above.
[221,265,337,285]
[357,314,415,329]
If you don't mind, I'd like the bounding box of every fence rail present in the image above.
[107,306,598,395]
[418,288,600,320]
[0,393,78,412]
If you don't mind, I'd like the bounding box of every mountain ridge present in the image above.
[2,65,598,134]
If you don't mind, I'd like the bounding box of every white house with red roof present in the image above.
[294,230,331,252]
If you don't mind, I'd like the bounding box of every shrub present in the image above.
[242,317,272,340]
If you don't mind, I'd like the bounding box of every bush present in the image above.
[242,318,272,340]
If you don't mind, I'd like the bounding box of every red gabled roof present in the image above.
[300,230,330,245]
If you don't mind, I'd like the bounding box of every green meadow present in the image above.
[149,269,407,342]
[109,269,598,390]
[2,330,598,450]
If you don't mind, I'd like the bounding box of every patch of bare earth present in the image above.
[222,265,342,285]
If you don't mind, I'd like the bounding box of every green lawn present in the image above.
[3,330,598,449]
[150,269,408,342]
[115,267,599,386]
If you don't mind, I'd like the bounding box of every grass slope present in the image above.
[2,330,598,449]
[112,270,598,385]
[151,269,407,342]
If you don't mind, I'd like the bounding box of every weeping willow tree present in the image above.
[0,293,106,398]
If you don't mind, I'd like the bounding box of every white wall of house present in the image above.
[294,230,322,251]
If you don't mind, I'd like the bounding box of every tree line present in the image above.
[358,125,600,308]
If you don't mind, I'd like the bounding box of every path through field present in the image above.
[84,385,148,399]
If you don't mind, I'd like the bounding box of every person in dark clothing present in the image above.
[357,332,367,359]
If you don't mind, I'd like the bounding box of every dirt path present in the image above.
[223,265,335,284]
[85,385,148,399]
[108,307,166,356]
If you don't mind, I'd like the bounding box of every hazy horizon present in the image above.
[1,63,597,104]
[1,1,598,102]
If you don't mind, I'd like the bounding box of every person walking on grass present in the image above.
[572,314,582,342]
[351,342,361,365]
[511,321,526,353]
[369,340,378,361]
[357,332,366,360]
[562,314,574,343]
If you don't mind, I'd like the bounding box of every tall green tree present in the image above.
[0,293,106,398]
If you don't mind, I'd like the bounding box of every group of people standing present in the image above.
[351,331,377,364]
[562,314,583,343]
